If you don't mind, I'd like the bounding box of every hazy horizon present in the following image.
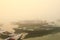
[0,0,60,23]
[0,0,60,32]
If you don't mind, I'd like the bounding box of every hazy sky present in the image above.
[0,0,60,23]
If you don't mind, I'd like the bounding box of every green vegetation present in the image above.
[24,33,60,40]
[13,20,60,40]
